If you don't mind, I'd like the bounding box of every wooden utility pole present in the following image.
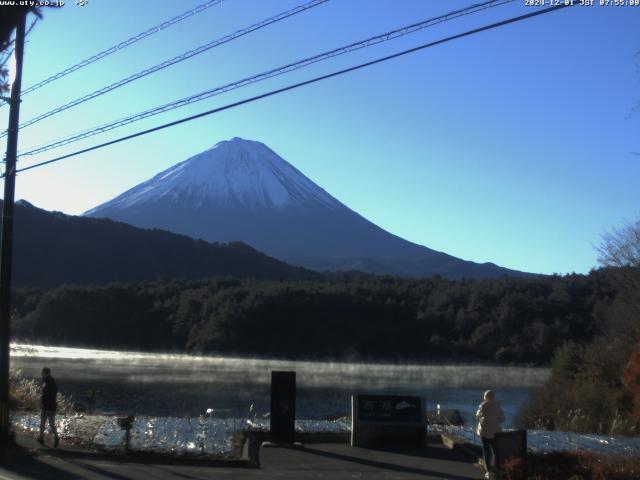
[0,12,26,447]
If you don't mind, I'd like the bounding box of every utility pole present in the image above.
[0,12,26,448]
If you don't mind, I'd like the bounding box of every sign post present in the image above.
[270,371,296,444]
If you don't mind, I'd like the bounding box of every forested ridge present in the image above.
[8,200,316,287]
[11,270,614,363]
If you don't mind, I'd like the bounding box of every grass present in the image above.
[9,369,74,413]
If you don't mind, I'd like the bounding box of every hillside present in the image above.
[8,200,315,287]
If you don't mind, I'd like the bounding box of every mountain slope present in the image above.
[86,137,528,279]
[9,200,315,287]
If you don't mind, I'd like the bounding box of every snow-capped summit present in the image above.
[86,138,526,279]
[85,137,338,214]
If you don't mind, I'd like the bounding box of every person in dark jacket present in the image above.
[37,367,59,447]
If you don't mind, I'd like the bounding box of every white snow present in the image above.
[86,137,340,213]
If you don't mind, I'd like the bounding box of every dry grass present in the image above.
[497,452,640,480]
[9,369,74,413]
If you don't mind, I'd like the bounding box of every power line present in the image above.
[17,0,225,98]
[12,3,574,176]
[2,0,329,136]
[17,0,514,156]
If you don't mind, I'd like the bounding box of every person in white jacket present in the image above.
[475,390,505,479]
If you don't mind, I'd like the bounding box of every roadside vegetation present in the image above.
[498,452,640,480]
[518,220,640,435]
[9,369,73,413]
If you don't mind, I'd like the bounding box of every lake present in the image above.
[10,343,549,426]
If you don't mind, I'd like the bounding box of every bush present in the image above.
[9,369,73,413]
[497,452,640,480]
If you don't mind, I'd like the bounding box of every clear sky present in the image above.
[1,0,638,275]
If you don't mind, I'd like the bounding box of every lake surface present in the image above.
[10,344,549,426]
[12,344,640,457]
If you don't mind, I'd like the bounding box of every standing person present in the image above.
[475,390,504,479]
[37,367,59,447]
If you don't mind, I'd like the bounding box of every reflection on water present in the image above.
[10,344,549,424]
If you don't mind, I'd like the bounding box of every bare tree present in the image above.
[0,7,40,95]
[0,48,12,96]
[598,219,640,270]
[598,217,640,315]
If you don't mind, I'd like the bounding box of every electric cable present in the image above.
[11,3,575,176]
[20,0,225,97]
[1,0,329,136]
[17,0,514,155]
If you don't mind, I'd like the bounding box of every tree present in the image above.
[598,218,640,269]
[597,218,640,297]
[598,218,640,427]
[622,340,640,420]
[0,7,41,95]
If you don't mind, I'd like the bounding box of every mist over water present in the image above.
[10,344,549,425]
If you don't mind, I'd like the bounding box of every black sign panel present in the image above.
[270,371,296,443]
[494,430,527,468]
[357,395,422,422]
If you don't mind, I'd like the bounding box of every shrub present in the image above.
[497,452,640,480]
[9,369,73,413]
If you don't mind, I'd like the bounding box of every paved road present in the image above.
[0,435,483,479]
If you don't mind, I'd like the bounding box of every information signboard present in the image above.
[351,394,425,447]
[357,394,422,422]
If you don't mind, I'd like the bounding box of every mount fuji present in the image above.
[85,137,525,279]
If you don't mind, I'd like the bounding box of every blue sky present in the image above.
[1,0,639,275]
